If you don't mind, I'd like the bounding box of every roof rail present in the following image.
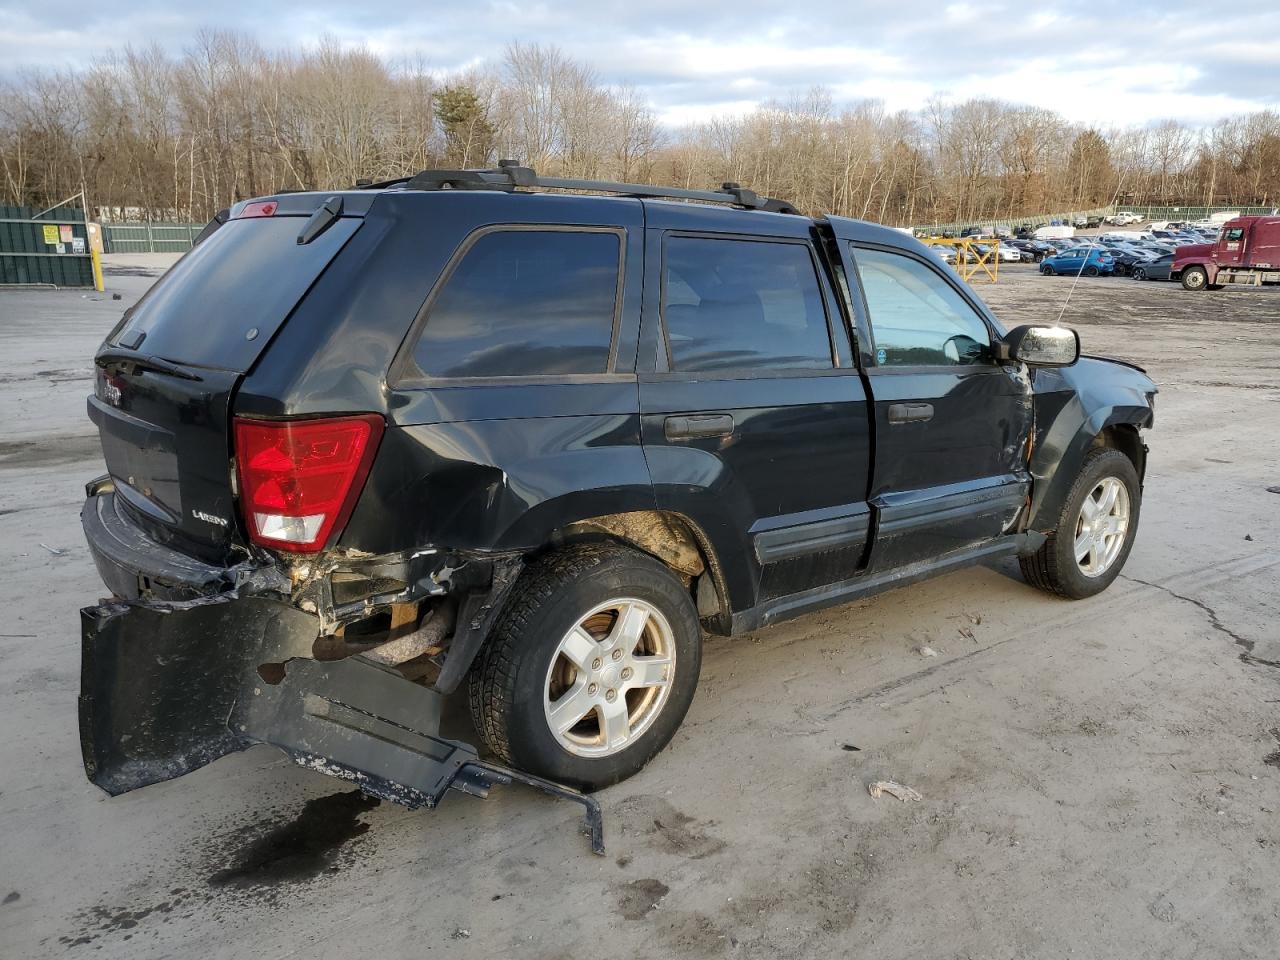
[356,161,800,215]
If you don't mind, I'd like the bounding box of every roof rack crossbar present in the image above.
[383,163,798,214]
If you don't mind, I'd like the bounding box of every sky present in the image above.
[1,1,1277,128]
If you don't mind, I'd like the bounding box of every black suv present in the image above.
[80,166,1156,844]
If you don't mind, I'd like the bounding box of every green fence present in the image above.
[102,222,204,254]
[912,206,1114,236]
[0,205,94,287]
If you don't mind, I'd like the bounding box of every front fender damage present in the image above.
[79,594,603,854]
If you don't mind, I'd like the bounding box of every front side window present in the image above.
[853,246,992,367]
[411,229,620,379]
[1225,228,1245,242]
[662,236,833,372]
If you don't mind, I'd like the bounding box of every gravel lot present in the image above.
[1,256,1277,959]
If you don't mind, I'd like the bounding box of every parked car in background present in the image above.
[1104,230,1155,243]
[1005,239,1050,262]
[1040,247,1115,276]
[1132,253,1175,281]
[1107,212,1144,226]
[1107,249,1155,277]
[928,245,957,266]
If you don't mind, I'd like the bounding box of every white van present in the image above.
[1033,225,1075,240]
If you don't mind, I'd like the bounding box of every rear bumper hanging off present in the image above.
[79,598,603,854]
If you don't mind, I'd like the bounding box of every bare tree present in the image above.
[1,33,1274,225]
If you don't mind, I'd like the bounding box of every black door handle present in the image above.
[887,402,934,424]
[664,414,735,441]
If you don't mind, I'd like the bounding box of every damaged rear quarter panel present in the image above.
[341,406,657,555]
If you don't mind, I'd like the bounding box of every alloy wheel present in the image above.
[1074,477,1130,578]
[543,598,676,758]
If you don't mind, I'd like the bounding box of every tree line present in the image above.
[2,31,1277,226]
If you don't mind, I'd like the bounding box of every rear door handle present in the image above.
[887,402,934,424]
[664,414,735,441]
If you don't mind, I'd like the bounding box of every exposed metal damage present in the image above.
[79,496,602,854]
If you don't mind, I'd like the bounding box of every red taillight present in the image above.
[238,200,278,219]
[234,415,384,553]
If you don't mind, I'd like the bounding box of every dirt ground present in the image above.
[1,256,1277,960]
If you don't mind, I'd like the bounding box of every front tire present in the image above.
[468,543,702,791]
[1019,447,1141,600]
[1041,264,1055,276]
[1181,266,1208,291]
[1133,268,1146,281]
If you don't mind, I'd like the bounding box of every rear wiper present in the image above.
[95,347,204,382]
[297,195,343,245]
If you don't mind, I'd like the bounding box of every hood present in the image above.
[1173,241,1211,264]
[1079,353,1153,380]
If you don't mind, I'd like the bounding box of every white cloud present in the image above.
[0,0,1276,129]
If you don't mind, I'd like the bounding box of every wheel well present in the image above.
[549,510,732,634]
[1094,425,1146,482]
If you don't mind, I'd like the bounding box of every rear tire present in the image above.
[1181,266,1208,291]
[468,543,702,791]
[1083,265,1099,277]
[1019,447,1141,600]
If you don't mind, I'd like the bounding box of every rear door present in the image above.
[638,206,873,610]
[378,198,651,558]
[838,239,1032,571]
[91,209,363,558]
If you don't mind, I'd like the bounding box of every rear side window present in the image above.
[853,246,991,367]
[410,229,621,379]
[662,236,832,372]
[109,216,361,372]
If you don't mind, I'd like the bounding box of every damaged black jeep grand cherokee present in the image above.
[80,166,1156,839]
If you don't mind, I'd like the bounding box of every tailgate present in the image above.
[89,365,241,557]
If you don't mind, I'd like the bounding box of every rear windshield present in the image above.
[109,216,361,372]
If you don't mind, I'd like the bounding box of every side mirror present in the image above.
[999,325,1080,367]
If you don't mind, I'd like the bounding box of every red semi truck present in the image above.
[1173,216,1280,291]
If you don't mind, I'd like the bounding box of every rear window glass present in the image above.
[409,229,621,379]
[109,216,360,372]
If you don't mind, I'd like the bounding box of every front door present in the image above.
[843,243,1033,571]
[638,209,873,613]
[1218,225,1247,268]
